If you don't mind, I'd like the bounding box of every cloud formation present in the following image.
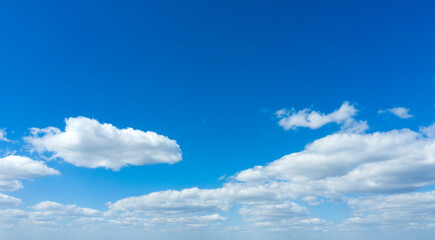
[239,202,308,221]
[0,155,60,191]
[26,117,182,171]
[276,102,368,133]
[0,129,10,142]
[378,107,413,119]
[2,115,435,232]
[345,191,435,229]
[0,200,227,230]
[235,126,435,195]
[0,201,101,226]
[107,122,435,230]
[0,193,21,207]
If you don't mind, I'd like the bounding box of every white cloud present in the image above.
[0,193,21,207]
[378,107,413,119]
[4,115,435,231]
[235,126,435,195]
[26,117,182,171]
[302,196,324,206]
[276,102,367,133]
[0,155,60,191]
[109,186,232,214]
[107,123,435,229]
[0,129,10,142]
[0,200,227,229]
[420,123,435,138]
[108,182,290,216]
[239,202,308,221]
[0,201,102,226]
[344,191,435,229]
[32,201,100,217]
[0,180,22,192]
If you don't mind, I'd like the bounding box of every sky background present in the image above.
[0,0,435,239]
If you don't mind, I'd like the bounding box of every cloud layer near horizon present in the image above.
[1,111,435,232]
[105,122,435,230]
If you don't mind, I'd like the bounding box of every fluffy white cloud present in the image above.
[0,129,10,142]
[378,107,413,119]
[235,127,435,195]
[276,102,367,133]
[0,201,102,226]
[5,115,435,231]
[0,155,60,191]
[109,187,231,214]
[26,117,182,171]
[0,200,226,229]
[108,123,435,229]
[239,202,308,221]
[421,123,435,138]
[0,193,21,207]
[344,191,435,229]
[32,201,100,217]
[108,181,295,215]
[107,213,227,228]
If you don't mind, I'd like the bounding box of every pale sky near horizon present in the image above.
[0,1,435,239]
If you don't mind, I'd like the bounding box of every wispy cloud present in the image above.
[378,107,413,119]
[0,129,10,142]
[276,102,368,133]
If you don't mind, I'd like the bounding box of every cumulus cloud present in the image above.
[0,201,101,226]
[107,182,312,230]
[32,201,100,217]
[107,181,326,231]
[239,202,308,221]
[108,183,285,214]
[0,129,10,142]
[0,193,21,207]
[276,102,367,133]
[0,200,227,229]
[106,213,227,229]
[4,115,435,231]
[378,107,413,119]
[109,187,232,214]
[344,191,435,229]
[235,126,435,195]
[0,155,60,191]
[107,123,435,229]
[420,123,435,138]
[26,117,182,171]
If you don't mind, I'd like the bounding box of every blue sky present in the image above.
[0,0,435,239]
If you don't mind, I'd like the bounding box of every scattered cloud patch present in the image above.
[0,155,60,191]
[345,191,435,229]
[0,200,227,229]
[378,107,413,119]
[0,193,21,207]
[0,129,10,142]
[2,112,435,231]
[239,202,308,221]
[107,122,435,230]
[0,201,101,226]
[26,117,182,171]
[276,102,367,133]
[420,123,435,138]
[236,126,435,195]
